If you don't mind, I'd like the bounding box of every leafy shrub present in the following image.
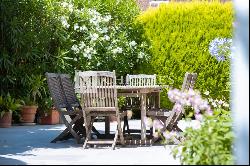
[172,108,234,165]
[0,0,61,98]
[137,1,233,108]
[146,87,234,164]
[56,0,150,77]
[1,0,149,117]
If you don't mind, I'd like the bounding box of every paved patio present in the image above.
[0,120,180,165]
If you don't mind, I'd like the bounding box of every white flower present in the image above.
[101,27,108,34]
[117,47,123,53]
[61,16,70,29]
[223,102,229,108]
[71,45,79,53]
[90,33,99,41]
[211,101,217,108]
[112,47,123,54]
[61,2,69,8]
[129,41,137,47]
[204,90,210,96]
[138,52,145,59]
[68,4,74,12]
[103,15,112,22]
[79,41,85,49]
[79,26,88,32]
[104,35,110,41]
[74,23,79,30]
[218,99,224,105]
[90,18,99,26]
[84,47,93,54]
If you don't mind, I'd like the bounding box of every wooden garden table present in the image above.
[106,85,163,140]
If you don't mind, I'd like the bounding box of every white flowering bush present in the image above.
[57,1,150,76]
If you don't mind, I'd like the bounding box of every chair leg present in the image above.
[126,117,130,135]
[123,116,130,135]
[59,113,82,144]
[83,117,93,149]
[51,128,69,143]
[112,127,119,150]
[117,115,125,146]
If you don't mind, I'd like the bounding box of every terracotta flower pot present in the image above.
[0,112,12,128]
[40,109,59,125]
[20,105,38,124]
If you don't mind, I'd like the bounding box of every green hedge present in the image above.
[137,1,233,108]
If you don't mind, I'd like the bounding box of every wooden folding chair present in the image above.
[45,73,100,144]
[146,72,198,141]
[79,70,125,150]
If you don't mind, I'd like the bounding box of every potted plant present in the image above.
[0,94,22,128]
[39,97,59,125]
[20,75,46,125]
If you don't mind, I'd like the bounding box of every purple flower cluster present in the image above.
[145,88,213,142]
[208,37,232,62]
[168,88,213,121]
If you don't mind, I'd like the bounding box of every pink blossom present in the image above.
[187,89,196,96]
[173,103,183,113]
[153,120,164,130]
[195,113,203,122]
[163,132,171,140]
[205,109,213,116]
[144,117,153,127]
[193,106,200,114]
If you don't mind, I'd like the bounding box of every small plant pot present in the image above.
[20,105,38,124]
[40,109,59,125]
[0,112,12,128]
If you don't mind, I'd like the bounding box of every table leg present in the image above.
[155,92,160,109]
[105,116,110,135]
[141,93,147,140]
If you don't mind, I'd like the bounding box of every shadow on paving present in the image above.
[0,156,27,165]
[0,123,167,156]
[0,124,84,156]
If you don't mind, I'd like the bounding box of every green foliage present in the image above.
[137,1,233,108]
[0,0,61,98]
[118,96,126,109]
[55,0,150,77]
[0,94,23,118]
[172,109,234,165]
[1,0,148,113]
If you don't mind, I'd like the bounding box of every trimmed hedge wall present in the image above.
[137,1,233,108]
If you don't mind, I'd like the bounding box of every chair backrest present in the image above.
[181,72,197,92]
[46,73,68,110]
[170,72,198,130]
[45,72,81,112]
[79,71,118,108]
[59,74,82,111]
[126,74,156,86]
